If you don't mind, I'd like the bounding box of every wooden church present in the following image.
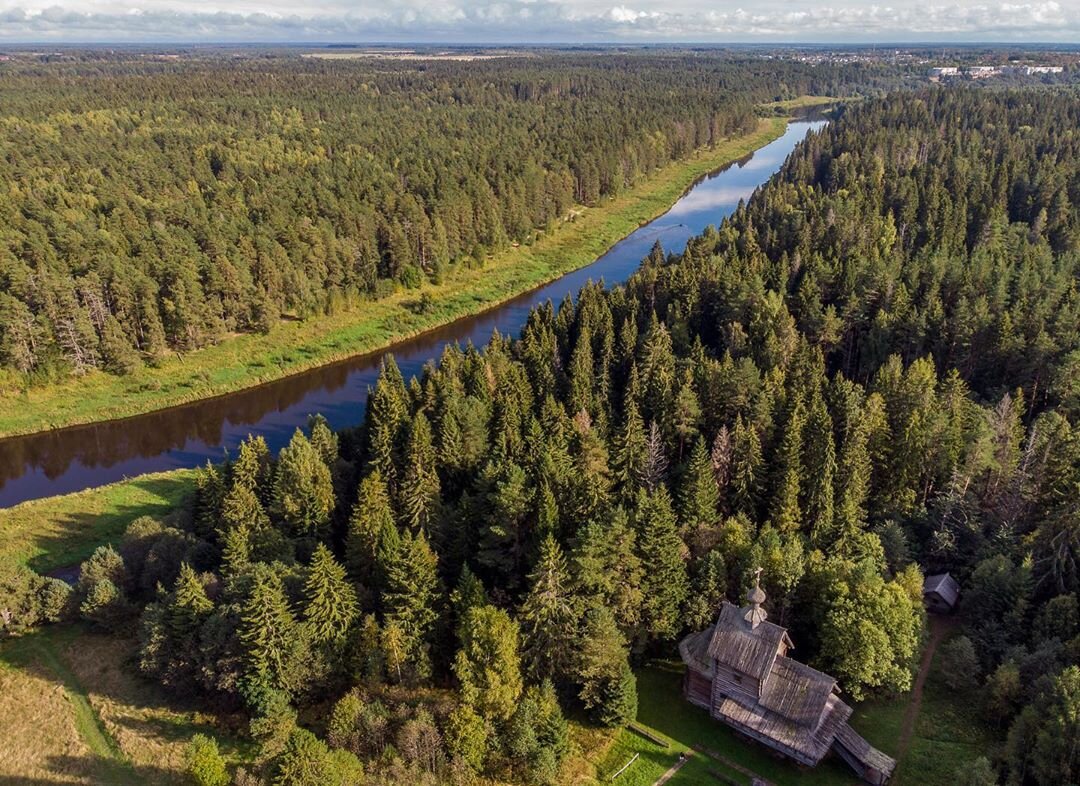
[678,571,896,785]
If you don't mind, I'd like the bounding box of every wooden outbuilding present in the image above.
[922,573,961,614]
[678,570,896,786]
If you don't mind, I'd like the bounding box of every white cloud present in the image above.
[0,0,1077,41]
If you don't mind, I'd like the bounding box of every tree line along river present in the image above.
[0,115,828,509]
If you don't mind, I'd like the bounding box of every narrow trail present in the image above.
[897,615,952,760]
[652,752,692,786]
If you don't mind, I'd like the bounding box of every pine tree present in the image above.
[519,535,579,684]
[634,487,689,640]
[272,428,334,536]
[303,544,359,645]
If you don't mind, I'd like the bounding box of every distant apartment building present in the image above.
[1003,65,1064,75]
[928,66,960,79]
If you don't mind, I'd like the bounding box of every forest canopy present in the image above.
[0,53,884,384]
[7,82,1080,786]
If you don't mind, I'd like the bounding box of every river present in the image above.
[0,115,828,508]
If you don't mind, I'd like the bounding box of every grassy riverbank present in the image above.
[0,116,788,440]
[0,469,197,574]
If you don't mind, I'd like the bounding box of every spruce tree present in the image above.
[382,529,440,676]
[804,394,837,546]
[220,482,269,535]
[303,544,359,645]
[399,411,441,532]
[453,605,523,723]
[612,390,647,500]
[679,435,720,535]
[570,508,644,632]
[576,604,636,726]
[711,425,733,511]
[231,435,273,499]
[634,487,689,640]
[366,356,409,490]
[770,399,805,533]
[272,428,334,536]
[239,568,298,691]
[308,414,339,468]
[345,470,396,586]
[168,562,213,642]
[519,534,579,684]
[731,415,763,518]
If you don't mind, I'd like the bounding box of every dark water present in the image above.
[0,117,827,508]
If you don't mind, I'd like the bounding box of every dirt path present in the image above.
[652,752,692,786]
[897,615,952,759]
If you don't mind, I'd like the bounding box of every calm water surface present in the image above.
[0,117,827,508]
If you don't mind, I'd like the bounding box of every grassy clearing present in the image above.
[582,663,858,786]
[0,469,196,574]
[0,118,788,440]
[0,624,247,786]
[576,650,998,786]
[889,626,998,786]
[759,95,844,113]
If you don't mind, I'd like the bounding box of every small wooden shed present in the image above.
[922,573,960,614]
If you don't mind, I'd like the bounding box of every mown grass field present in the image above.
[0,117,788,440]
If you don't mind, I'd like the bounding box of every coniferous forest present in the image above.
[3,87,1069,785]
[0,54,888,384]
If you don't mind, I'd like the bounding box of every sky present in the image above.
[0,0,1078,44]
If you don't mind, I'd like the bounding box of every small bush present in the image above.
[185,733,229,786]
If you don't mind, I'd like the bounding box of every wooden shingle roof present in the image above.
[923,573,960,607]
[759,656,838,728]
[707,601,791,681]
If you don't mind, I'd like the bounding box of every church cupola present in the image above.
[743,567,768,629]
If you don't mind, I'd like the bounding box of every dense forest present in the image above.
[6,86,1080,785]
[0,53,890,385]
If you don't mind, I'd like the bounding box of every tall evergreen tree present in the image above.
[303,544,359,645]
[382,529,440,677]
[634,487,689,640]
[519,535,579,684]
[345,471,396,587]
[272,428,334,536]
[239,568,298,693]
